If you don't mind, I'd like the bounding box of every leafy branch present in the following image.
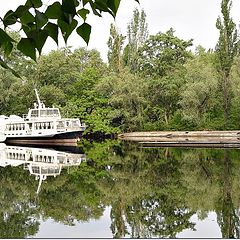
[0,0,139,76]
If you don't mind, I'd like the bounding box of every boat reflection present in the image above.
[0,143,86,193]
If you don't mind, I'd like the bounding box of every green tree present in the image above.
[230,56,240,129]
[179,47,219,128]
[144,68,186,128]
[107,24,126,73]
[215,0,239,128]
[96,70,147,131]
[134,29,192,129]
[123,8,148,71]
[137,28,192,78]
[0,31,38,115]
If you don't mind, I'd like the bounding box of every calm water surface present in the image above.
[0,140,239,238]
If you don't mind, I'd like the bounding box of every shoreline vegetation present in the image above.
[1,2,240,138]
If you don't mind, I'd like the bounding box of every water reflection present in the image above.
[1,141,240,238]
[0,143,86,194]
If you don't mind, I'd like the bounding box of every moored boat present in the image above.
[0,89,86,145]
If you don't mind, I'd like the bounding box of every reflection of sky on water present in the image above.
[34,207,114,238]
[1,144,237,238]
[33,208,221,238]
[177,212,221,238]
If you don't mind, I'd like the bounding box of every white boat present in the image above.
[0,143,86,193]
[0,89,86,145]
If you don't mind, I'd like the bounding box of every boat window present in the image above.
[72,120,80,127]
[53,109,59,117]
[32,166,40,174]
[57,121,64,129]
[31,110,38,118]
[40,110,47,117]
[40,109,60,117]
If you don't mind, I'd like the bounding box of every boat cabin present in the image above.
[27,107,61,120]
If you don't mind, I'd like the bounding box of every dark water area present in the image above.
[0,140,240,238]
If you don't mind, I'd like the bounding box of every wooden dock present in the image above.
[118,131,240,148]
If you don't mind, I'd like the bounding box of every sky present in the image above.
[1,0,240,62]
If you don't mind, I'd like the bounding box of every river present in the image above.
[0,140,239,238]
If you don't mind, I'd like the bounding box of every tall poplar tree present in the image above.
[215,0,239,128]
[107,24,125,73]
[123,8,148,71]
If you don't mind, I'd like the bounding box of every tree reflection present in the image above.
[126,195,195,238]
[216,150,240,238]
[1,142,240,238]
[179,147,240,238]
[95,142,196,238]
[0,166,39,238]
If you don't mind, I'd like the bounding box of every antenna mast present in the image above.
[34,89,42,108]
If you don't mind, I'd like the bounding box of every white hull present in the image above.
[0,135,6,142]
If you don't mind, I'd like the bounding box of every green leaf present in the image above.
[26,0,42,8]
[2,41,13,57]
[76,23,91,44]
[77,8,90,21]
[62,0,76,14]
[29,29,48,54]
[35,10,48,28]
[22,23,37,36]
[45,2,63,19]
[83,0,90,6]
[3,10,17,27]
[20,10,35,25]
[36,30,48,54]
[44,22,58,44]
[0,58,21,78]
[15,5,30,18]
[58,19,78,42]
[0,29,15,45]
[89,1,102,17]
[107,0,121,16]
[73,0,80,7]
[95,0,109,12]
[17,38,36,61]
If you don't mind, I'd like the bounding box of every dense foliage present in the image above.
[0,1,240,134]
